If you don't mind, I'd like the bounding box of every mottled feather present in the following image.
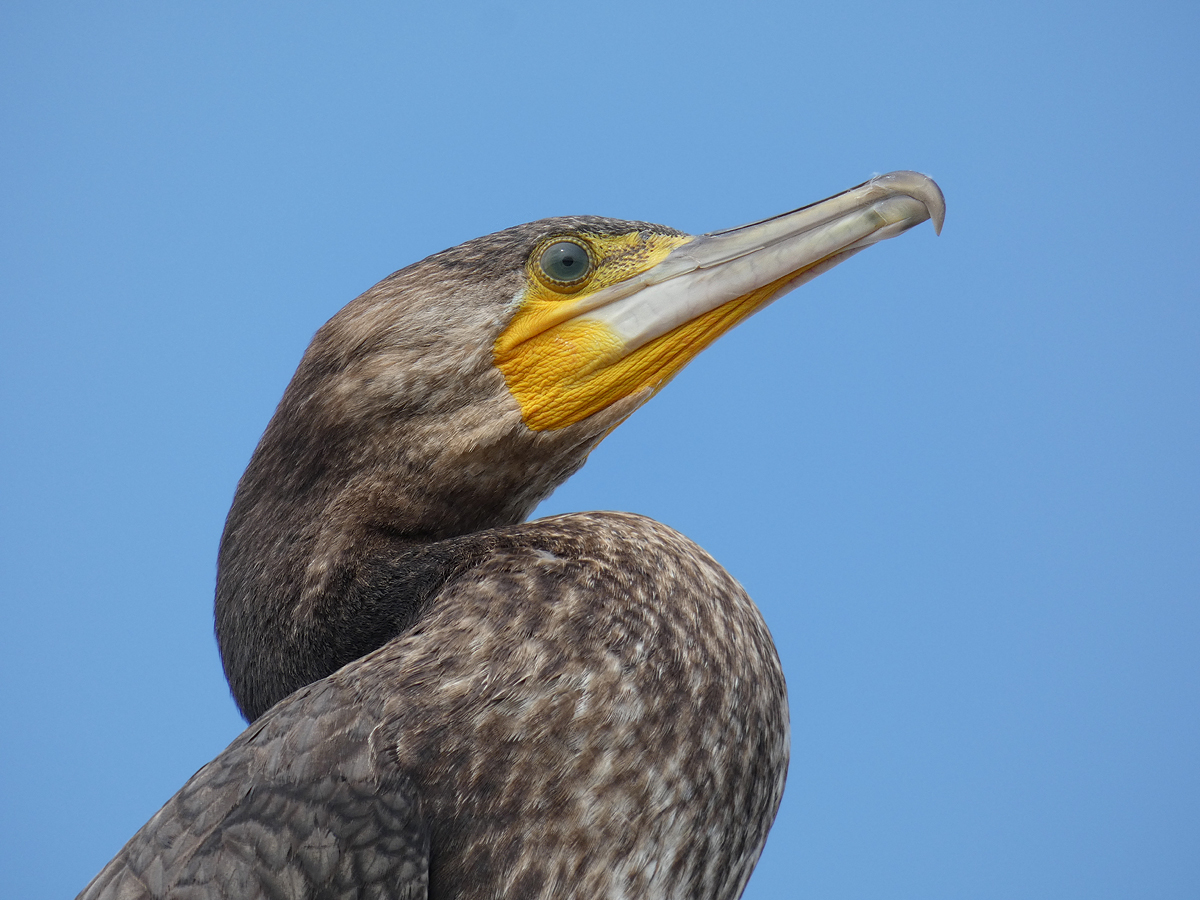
[82,216,791,900]
[82,514,786,900]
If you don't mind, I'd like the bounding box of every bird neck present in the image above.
[213,386,597,721]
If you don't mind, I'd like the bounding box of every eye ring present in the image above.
[534,238,595,291]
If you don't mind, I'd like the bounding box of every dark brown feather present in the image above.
[82,217,789,900]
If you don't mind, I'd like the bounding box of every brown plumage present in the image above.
[79,175,943,900]
[214,218,678,725]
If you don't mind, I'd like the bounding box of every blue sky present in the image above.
[3,2,1198,898]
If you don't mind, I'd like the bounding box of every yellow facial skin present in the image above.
[494,174,944,432]
[494,230,781,432]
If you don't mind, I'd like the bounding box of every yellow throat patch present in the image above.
[494,229,781,431]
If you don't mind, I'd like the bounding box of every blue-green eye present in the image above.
[538,240,593,287]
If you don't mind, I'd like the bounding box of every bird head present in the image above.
[248,171,944,539]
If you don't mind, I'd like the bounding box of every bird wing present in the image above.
[77,682,429,900]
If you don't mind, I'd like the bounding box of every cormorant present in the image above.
[79,172,944,900]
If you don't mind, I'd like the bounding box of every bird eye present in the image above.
[537,240,594,289]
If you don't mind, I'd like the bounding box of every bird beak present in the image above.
[496,171,944,431]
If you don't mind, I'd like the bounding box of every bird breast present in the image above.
[339,511,790,899]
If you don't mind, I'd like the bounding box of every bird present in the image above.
[79,172,944,900]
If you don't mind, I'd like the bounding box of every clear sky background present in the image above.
[2,3,1197,898]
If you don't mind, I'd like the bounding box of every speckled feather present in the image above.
[81,216,791,900]
[82,515,787,900]
[365,513,788,899]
